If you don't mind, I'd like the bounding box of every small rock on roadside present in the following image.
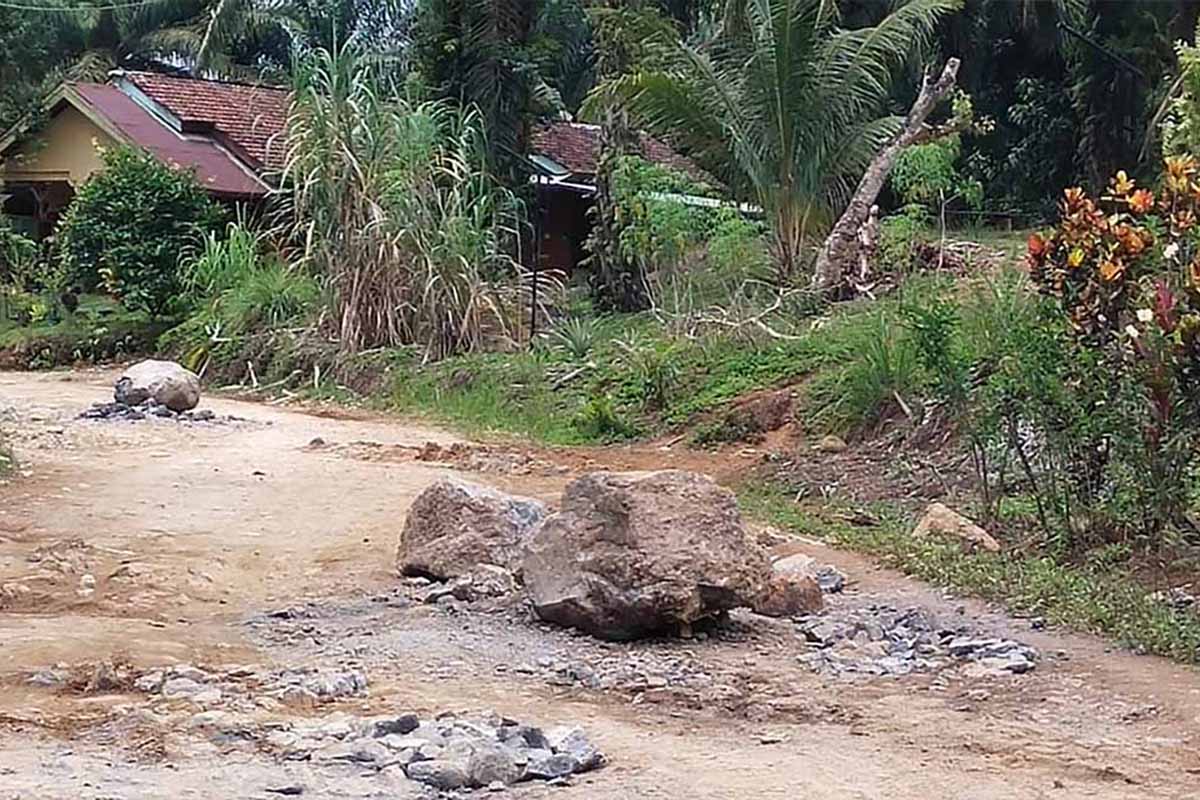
[816,435,848,453]
[912,503,1001,553]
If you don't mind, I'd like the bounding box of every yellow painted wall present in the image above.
[1,105,116,187]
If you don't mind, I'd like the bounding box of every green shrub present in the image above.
[56,146,224,316]
[901,290,967,403]
[573,392,636,441]
[707,210,770,279]
[183,222,264,299]
[165,222,320,370]
[612,333,680,410]
[808,308,920,432]
[877,205,931,274]
[0,214,37,288]
[890,132,983,213]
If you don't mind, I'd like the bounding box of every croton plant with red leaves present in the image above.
[1027,157,1200,371]
[1027,158,1200,483]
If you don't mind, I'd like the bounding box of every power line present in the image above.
[0,0,154,10]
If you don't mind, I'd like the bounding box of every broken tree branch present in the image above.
[813,58,962,291]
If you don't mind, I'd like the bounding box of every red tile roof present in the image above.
[70,82,269,197]
[531,121,708,184]
[122,71,289,171]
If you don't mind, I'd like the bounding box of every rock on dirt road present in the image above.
[114,359,202,412]
[398,478,546,579]
[2,369,1200,800]
[523,470,771,640]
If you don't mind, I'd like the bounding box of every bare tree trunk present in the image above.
[813,58,961,291]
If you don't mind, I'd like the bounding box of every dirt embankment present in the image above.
[1,369,1199,799]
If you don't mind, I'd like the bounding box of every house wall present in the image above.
[1,106,115,187]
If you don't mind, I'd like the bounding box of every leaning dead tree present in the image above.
[813,58,962,291]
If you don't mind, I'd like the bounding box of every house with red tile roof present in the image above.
[0,72,707,272]
[528,121,714,272]
[0,71,288,238]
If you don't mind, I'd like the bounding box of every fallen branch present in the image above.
[814,59,962,291]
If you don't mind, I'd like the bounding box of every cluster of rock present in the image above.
[80,400,220,423]
[396,470,1028,688]
[42,655,605,792]
[80,359,229,423]
[351,712,605,790]
[128,663,369,709]
[399,470,807,641]
[796,604,1038,678]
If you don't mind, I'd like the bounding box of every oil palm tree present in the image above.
[192,0,415,75]
[586,0,962,283]
[34,0,211,80]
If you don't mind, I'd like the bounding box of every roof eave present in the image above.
[0,84,135,160]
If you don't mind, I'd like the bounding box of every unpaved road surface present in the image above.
[2,369,1200,799]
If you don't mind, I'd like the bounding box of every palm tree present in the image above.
[193,0,416,76]
[586,0,962,283]
[32,0,210,80]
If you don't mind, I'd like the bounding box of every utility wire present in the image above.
[0,0,154,10]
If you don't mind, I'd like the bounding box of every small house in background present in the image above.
[528,122,710,274]
[0,72,287,238]
[0,71,707,274]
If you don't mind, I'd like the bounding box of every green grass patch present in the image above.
[382,291,935,445]
[0,295,166,369]
[389,349,609,445]
[739,481,1200,664]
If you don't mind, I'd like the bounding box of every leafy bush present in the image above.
[184,223,318,332]
[808,308,920,432]
[983,159,1200,547]
[56,147,224,315]
[165,222,320,371]
[902,291,967,403]
[877,205,931,274]
[0,214,37,288]
[890,133,983,213]
[612,333,680,410]
[706,210,770,279]
[610,155,714,274]
[573,392,636,441]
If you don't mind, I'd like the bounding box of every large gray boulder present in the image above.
[114,360,201,412]
[522,470,771,640]
[398,479,547,579]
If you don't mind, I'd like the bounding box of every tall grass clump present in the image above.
[188,223,318,325]
[282,43,530,359]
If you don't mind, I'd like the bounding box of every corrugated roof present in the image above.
[122,71,289,171]
[530,121,709,184]
[70,82,268,197]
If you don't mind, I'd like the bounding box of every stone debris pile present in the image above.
[129,663,369,708]
[348,712,606,790]
[796,604,1038,678]
[79,399,228,423]
[33,659,606,791]
[78,358,241,423]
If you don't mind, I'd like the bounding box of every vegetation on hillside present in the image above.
[4,0,1200,662]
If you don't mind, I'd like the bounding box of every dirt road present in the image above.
[1,369,1199,799]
